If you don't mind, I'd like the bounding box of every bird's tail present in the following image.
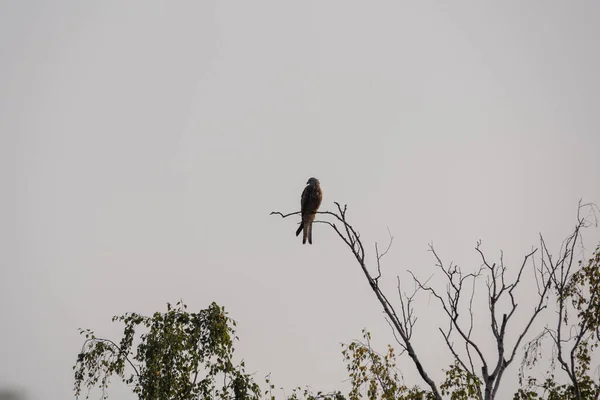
[298,215,315,244]
[303,222,309,244]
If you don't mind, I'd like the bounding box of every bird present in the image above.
[295,177,323,244]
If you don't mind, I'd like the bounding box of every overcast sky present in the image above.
[1,2,599,400]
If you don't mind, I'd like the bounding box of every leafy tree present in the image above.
[73,301,260,400]
[516,241,600,400]
[341,329,436,400]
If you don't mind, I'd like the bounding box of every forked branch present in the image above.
[271,203,442,400]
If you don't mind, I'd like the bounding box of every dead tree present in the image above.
[271,201,596,400]
[272,203,441,399]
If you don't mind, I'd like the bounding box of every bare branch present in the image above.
[375,230,395,283]
[410,248,489,374]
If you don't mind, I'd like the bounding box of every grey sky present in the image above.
[1,2,599,399]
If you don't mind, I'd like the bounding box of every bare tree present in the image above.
[271,201,597,400]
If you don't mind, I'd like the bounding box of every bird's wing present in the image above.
[300,185,311,212]
[301,185,321,214]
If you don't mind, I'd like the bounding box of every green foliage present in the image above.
[439,362,482,400]
[73,301,260,400]
[341,330,436,400]
[566,244,600,336]
[513,374,599,400]
[284,385,346,400]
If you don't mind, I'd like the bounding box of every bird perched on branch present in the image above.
[296,177,322,244]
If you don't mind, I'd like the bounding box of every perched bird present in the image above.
[295,177,323,244]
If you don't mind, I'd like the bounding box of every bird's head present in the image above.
[307,177,320,186]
